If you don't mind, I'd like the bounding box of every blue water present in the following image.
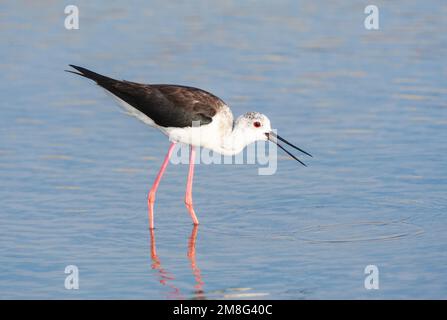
[1,0,446,299]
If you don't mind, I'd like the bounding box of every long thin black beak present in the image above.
[266,132,312,166]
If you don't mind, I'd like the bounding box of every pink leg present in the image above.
[148,142,176,229]
[185,145,199,225]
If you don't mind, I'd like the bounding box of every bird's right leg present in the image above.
[148,142,176,229]
[184,145,199,225]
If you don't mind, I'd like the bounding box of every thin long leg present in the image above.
[148,142,176,229]
[184,145,199,225]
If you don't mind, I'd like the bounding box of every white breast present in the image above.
[165,105,233,152]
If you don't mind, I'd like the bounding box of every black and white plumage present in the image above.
[68,65,239,155]
[67,65,312,228]
[68,65,223,128]
[67,65,311,161]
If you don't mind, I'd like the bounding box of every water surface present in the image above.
[0,0,446,299]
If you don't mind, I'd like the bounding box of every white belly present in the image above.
[106,90,234,153]
[165,108,233,152]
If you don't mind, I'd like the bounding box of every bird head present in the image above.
[236,111,312,166]
[235,112,272,142]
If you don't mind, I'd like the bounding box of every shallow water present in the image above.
[1,1,446,299]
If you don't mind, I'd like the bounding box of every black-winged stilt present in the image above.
[67,65,312,229]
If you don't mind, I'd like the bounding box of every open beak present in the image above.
[266,132,312,166]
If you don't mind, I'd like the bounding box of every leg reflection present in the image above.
[149,229,183,299]
[149,226,206,299]
[187,225,205,299]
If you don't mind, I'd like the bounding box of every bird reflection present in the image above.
[149,225,205,299]
[149,228,183,299]
[187,225,205,299]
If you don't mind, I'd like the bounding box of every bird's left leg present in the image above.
[148,142,176,229]
[184,145,199,225]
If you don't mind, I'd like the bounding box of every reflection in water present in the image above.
[149,226,205,299]
[187,225,206,299]
[149,229,183,299]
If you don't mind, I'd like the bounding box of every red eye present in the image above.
[253,121,261,128]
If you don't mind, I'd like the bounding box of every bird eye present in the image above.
[253,121,261,128]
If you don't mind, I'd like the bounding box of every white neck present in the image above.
[218,124,253,156]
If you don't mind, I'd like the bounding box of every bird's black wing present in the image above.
[67,65,225,128]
